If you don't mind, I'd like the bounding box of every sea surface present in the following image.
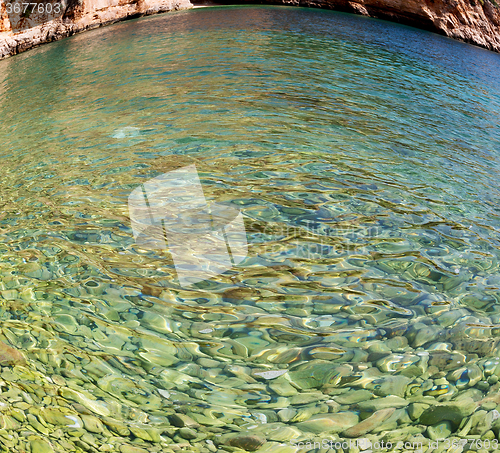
[0,5,500,451]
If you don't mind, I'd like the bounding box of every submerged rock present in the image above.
[30,439,54,453]
[343,408,396,437]
[357,395,408,412]
[427,421,453,440]
[367,375,411,398]
[0,342,25,366]
[419,398,477,426]
[168,413,200,428]
[334,389,373,405]
[408,403,430,421]
[296,412,358,434]
[119,446,148,453]
[227,435,266,451]
[288,360,346,389]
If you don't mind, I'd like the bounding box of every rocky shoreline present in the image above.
[221,0,500,52]
[0,0,192,60]
[0,0,499,59]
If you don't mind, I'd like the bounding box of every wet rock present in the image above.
[448,365,482,390]
[227,435,266,451]
[481,401,497,411]
[81,414,104,433]
[476,380,489,391]
[325,400,341,413]
[427,421,453,440]
[296,412,358,434]
[386,336,409,351]
[382,426,426,443]
[255,423,302,442]
[0,342,26,366]
[253,369,287,380]
[290,405,321,422]
[198,358,221,368]
[289,392,325,405]
[491,416,500,436]
[278,408,297,422]
[40,408,81,427]
[408,403,430,421]
[357,395,408,412]
[30,439,54,453]
[429,351,466,371]
[168,413,200,428]
[372,408,405,433]
[102,418,130,436]
[369,375,411,398]
[27,414,49,435]
[130,426,161,442]
[366,342,391,363]
[179,427,198,440]
[10,408,25,423]
[343,408,396,437]
[288,360,344,389]
[412,325,441,348]
[488,375,499,385]
[269,381,297,396]
[470,409,499,435]
[334,390,372,405]
[120,446,148,453]
[419,398,477,426]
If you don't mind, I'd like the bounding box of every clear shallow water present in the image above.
[0,5,500,450]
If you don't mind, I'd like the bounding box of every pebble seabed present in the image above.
[2,281,500,453]
[1,6,500,453]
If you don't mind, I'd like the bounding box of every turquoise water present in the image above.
[1,5,500,451]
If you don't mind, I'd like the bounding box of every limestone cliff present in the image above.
[0,0,192,59]
[227,0,500,52]
[0,0,499,59]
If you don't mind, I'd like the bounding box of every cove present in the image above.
[0,5,500,450]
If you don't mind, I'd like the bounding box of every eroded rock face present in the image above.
[0,0,498,60]
[0,0,192,59]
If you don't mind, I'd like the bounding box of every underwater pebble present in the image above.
[357,396,408,412]
[179,427,198,440]
[168,414,200,428]
[30,439,54,453]
[296,412,358,434]
[427,420,453,440]
[120,445,149,453]
[81,414,104,433]
[419,397,477,426]
[334,390,372,405]
[0,342,26,366]
[343,408,396,438]
[408,402,430,421]
[227,435,266,451]
[277,408,296,422]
